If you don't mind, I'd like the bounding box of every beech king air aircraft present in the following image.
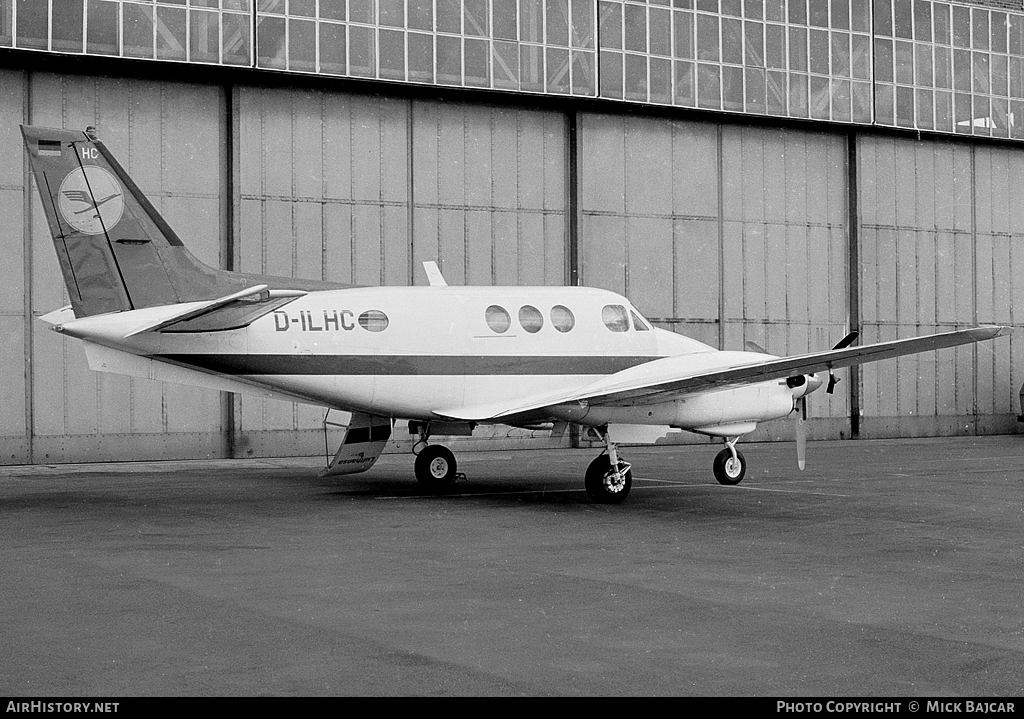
[22,125,1010,504]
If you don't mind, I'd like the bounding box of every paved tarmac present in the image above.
[1,436,1022,697]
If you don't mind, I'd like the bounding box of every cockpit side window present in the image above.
[519,305,543,333]
[631,310,650,331]
[602,304,630,332]
[485,305,511,333]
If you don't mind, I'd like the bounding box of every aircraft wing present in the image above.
[437,326,1010,421]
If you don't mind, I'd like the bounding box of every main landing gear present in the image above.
[712,437,746,485]
[412,424,460,491]
[585,428,632,504]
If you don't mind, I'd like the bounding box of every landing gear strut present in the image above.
[585,428,632,504]
[713,437,746,485]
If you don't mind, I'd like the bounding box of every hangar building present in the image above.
[1,0,1022,464]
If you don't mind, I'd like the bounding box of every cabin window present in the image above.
[519,305,543,333]
[551,305,575,333]
[602,304,630,332]
[358,310,389,332]
[631,310,650,331]
[485,305,511,333]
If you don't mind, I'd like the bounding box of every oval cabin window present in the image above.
[485,305,511,333]
[602,305,630,333]
[550,305,575,333]
[358,310,389,332]
[519,305,543,333]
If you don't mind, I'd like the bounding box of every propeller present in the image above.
[784,330,859,470]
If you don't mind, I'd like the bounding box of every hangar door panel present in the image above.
[26,74,226,462]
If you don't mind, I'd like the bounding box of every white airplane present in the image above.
[21,125,1010,504]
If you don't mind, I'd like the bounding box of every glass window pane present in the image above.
[809,74,829,119]
[765,23,784,69]
[789,72,808,116]
[788,0,806,26]
[674,10,693,59]
[523,42,545,91]
[349,23,376,77]
[546,0,568,46]
[524,0,546,44]
[851,33,870,79]
[933,4,950,45]
[852,80,871,122]
[915,43,932,87]
[935,90,952,131]
[124,3,154,58]
[289,18,316,71]
[831,32,850,78]
[745,67,766,113]
[650,56,670,103]
[486,306,511,334]
[379,28,405,80]
[893,0,912,40]
[321,0,346,22]
[602,305,629,333]
[290,0,315,17]
[437,0,461,33]
[358,310,389,332]
[696,14,719,62]
[991,11,1007,55]
[935,45,951,89]
[599,49,621,98]
[157,6,186,61]
[547,46,570,93]
[550,305,575,333]
[674,60,695,106]
[572,0,594,48]
[745,20,763,67]
[465,0,489,38]
[875,83,894,124]
[518,306,543,333]
[437,34,462,84]
[809,28,829,75]
[465,37,489,86]
[408,0,431,30]
[973,51,989,94]
[350,0,375,25]
[495,1,518,40]
[319,21,346,75]
[895,84,914,127]
[721,17,741,65]
[190,9,220,63]
[624,53,647,101]
[223,12,250,65]
[571,49,595,95]
[722,64,743,111]
[789,27,807,72]
[494,40,519,89]
[831,0,849,31]
[832,78,851,121]
[0,1,12,46]
[913,0,931,43]
[809,0,828,29]
[894,40,913,85]
[851,0,870,33]
[767,69,786,114]
[916,88,934,130]
[972,8,989,51]
[408,31,433,82]
[624,3,645,53]
[952,5,970,48]
[697,62,721,109]
[380,0,404,28]
[875,38,893,83]
[874,0,892,37]
[257,15,286,69]
[650,7,670,56]
[87,0,119,56]
[52,0,85,53]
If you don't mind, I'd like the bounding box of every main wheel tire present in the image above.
[414,445,458,491]
[713,448,746,485]
[584,455,632,504]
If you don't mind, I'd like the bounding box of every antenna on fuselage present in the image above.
[422,261,448,287]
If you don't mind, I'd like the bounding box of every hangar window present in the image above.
[550,305,575,333]
[485,305,511,333]
[519,305,543,333]
[602,305,630,333]
[358,310,389,332]
[631,311,650,331]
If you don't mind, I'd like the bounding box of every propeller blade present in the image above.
[796,397,807,471]
[832,331,859,350]
[745,340,768,354]
[826,373,840,394]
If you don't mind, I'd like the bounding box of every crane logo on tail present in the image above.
[57,166,124,236]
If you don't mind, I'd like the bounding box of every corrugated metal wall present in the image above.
[579,114,852,441]
[1,69,1020,465]
[858,135,1023,437]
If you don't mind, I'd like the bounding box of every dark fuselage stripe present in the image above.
[155,354,663,376]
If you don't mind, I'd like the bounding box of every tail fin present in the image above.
[22,125,351,319]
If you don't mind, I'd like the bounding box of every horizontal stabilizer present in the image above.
[123,284,275,336]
